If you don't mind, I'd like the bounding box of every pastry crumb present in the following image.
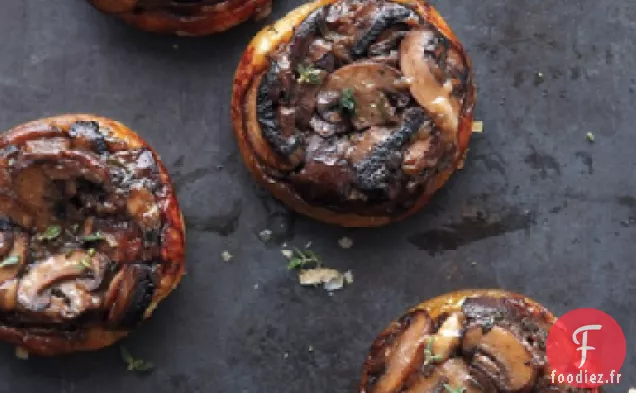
[299,268,353,292]
[343,270,354,284]
[15,347,28,360]
[338,236,353,249]
[221,251,233,262]
[259,229,273,243]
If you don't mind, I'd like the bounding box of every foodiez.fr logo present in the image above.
[546,308,626,388]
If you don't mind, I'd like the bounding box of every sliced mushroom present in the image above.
[17,250,107,313]
[309,115,349,137]
[372,311,434,393]
[0,220,14,258]
[354,107,428,192]
[0,196,33,229]
[402,133,443,176]
[400,30,462,139]
[320,62,405,129]
[438,358,484,393]
[431,312,465,361]
[24,137,71,155]
[12,166,55,230]
[463,325,537,392]
[0,279,18,310]
[462,297,511,326]
[346,127,394,164]
[351,3,416,58]
[403,364,444,393]
[106,264,155,329]
[127,186,162,231]
[50,281,102,319]
[291,161,354,204]
[23,150,111,186]
[0,232,28,284]
[68,121,108,154]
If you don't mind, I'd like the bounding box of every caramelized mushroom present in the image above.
[359,290,586,393]
[233,0,476,227]
[463,326,537,393]
[0,115,185,355]
[400,30,463,138]
[371,311,434,393]
[16,250,108,312]
[106,264,155,329]
[320,62,405,129]
[0,232,28,284]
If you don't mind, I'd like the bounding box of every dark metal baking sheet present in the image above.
[0,1,633,392]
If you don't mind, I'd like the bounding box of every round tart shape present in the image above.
[359,289,598,393]
[88,0,273,36]
[232,0,476,227]
[0,114,185,355]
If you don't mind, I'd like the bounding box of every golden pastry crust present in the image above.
[359,289,600,393]
[88,0,273,36]
[232,0,476,227]
[0,114,185,355]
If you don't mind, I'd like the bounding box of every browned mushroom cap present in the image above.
[0,231,28,284]
[320,62,406,129]
[368,310,434,393]
[16,251,109,314]
[400,30,463,139]
[463,325,537,393]
[105,264,155,329]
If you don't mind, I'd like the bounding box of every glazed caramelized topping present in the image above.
[253,0,472,214]
[362,297,588,393]
[0,121,167,330]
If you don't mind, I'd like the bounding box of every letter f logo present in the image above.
[572,325,602,368]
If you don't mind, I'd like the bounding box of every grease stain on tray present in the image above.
[524,149,561,178]
[409,208,535,254]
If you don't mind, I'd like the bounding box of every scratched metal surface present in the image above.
[0,0,634,392]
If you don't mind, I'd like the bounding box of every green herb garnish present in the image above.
[81,232,106,242]
[38,225,62,241]
[120,346,155,373]
[0,255,20,268]
[339,88,356,114]
[284,248,322,270]
[297,64,322,85]
[423,336,443,365]
[78,257,92,270]
[443,384,466,393]
[586,132,595,143]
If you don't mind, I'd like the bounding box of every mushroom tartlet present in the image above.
[232,0,475,227]
[360,290,598,393]
[88,0,273,36]
[0,115,185,355]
